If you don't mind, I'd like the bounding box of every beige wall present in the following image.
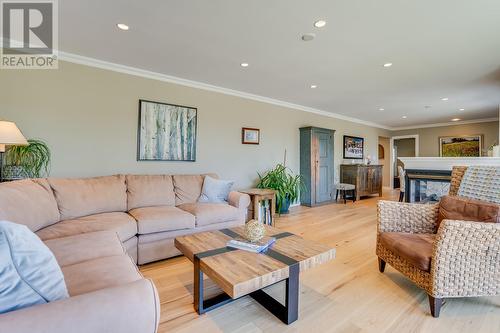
[378,137,390,187]
[0,61,390,189]
[392,121,499,157]
[394,138,416,157]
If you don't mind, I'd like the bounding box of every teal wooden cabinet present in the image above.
[299,127,335,206]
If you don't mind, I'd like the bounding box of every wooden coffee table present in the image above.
[174,225,336,324]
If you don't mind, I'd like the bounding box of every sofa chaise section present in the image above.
[0,230,159,333]
[0,279,159,333]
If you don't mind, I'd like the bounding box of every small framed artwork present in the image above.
[439,135,482,157]
[343,135,364,159]
[242,127,260,144]
[137,99,197,161]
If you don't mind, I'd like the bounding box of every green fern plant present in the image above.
[4,139,51,178]
[256,163,305,214]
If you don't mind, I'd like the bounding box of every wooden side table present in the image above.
[239,188,276,225]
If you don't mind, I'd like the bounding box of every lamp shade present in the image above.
[0,121,28,152]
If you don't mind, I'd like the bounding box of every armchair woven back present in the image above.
[448,166,468,196]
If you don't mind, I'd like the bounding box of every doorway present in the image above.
[390,135,419,189]
[378,136,391,188]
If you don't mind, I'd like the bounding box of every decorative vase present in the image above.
[2,165,28,180]
[278,196,291,214]
[244,220,266,243]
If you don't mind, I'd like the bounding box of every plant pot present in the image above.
[278,197,291,214]
[2,165,28,181]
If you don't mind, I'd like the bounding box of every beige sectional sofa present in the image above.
[0,173,250,332]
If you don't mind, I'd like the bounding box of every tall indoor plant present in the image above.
[256,163,304,214]
[3,139,51,180]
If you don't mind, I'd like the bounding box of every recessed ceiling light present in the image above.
[402,116,407,119]
[310,84,317,89]
[459,108,465,111]
[379,108,385,111]
[116,23,129,31]
[383,63,393,67]
[301,33,316,41]
[441,97,449,101]
[451,118,461,122]
[240,62,249,67]
[314,20,326,28]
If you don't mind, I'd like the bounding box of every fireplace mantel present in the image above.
[399,157,500,170]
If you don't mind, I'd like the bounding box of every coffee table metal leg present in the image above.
[250,262,299,324]
[194,256,203,313]
[194,255,233,315]
[194,256,300,324]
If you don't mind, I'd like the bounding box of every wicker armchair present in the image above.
[376,166,500,318]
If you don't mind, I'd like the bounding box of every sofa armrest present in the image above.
[377,200,439,234]
[0,279,160,333]
[431,219,500,298]
[228,191,251,210]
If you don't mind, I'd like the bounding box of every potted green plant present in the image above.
[256,163,305,214]
[3,139,51,180]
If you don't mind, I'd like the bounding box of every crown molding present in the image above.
[56,51,392,130]
[391,117,499,131]
[3,41,497,132]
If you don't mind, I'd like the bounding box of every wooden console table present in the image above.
[239,188,276,224]
[340,164,383,201]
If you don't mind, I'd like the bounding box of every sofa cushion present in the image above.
[438,195,500,228]
[62,255,142,296]
[379,232,435,272]
[0,221,68,314]
[48,175,127,220]
[178,202,240,227]
[36,212,137,242]
[0,179,60,232]
[198,176,234,203]
[126,174,175,210]
[44,231,125,267]
[129,206,195,235]
[173,174,218,205]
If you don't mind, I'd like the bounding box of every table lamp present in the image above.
[0,121,28,181]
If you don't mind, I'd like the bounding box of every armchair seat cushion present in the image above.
[379,232,435,272]
[177,203,240,227]
[128,206,195,234]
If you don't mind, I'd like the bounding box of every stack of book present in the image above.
[257,200,273,225]
[227,236,276,253]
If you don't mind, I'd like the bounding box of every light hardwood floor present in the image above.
[140,190,500,333]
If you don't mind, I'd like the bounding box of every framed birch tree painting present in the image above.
[137,99,197,161]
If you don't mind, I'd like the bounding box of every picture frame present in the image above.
[439,134,482,157]
[137,99,197,161]
[242,127,260,145]
[343,135,364,159]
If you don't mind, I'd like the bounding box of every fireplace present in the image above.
[404,169,451,203]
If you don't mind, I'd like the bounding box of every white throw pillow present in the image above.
[198,176,234,203]
[0,220,69,314]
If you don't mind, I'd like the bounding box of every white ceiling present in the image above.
[59,0,500,128]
